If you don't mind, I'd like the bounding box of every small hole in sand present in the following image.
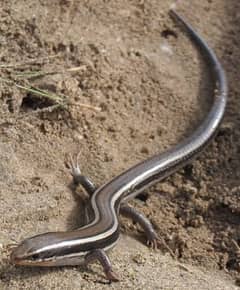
[21,94,54,111]
[161,29,178,39]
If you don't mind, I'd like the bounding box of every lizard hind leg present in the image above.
[120,204,175,257]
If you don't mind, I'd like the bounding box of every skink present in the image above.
[10,9,228,282]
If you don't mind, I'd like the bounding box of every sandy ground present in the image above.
[0,0,240,289]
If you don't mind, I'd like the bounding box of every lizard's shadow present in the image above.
[65,181,92,230]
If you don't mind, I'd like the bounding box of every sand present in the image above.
[0,0,240,289]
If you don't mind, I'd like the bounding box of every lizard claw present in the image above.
[65,152,81,178]
[147,236,175,257]
[105,269,120,282]
[147,238,158,250]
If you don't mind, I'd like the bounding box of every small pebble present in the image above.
[132,253,146,265]
[140,146,149,154]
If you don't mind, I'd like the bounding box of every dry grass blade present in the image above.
[14,70,53,79]
[16,85,66,105]
[14,66,87,80]
[0,54,59,69]
[0,76,101,113]
[0,76,66,107]
[70,102,101,112]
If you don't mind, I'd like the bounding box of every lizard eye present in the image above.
[31,253,40,261]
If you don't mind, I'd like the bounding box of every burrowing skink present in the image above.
[10,10,228,282]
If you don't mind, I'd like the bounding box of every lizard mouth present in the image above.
[10,246,41,266]
[10,248,28,265]
[10,252,53,266]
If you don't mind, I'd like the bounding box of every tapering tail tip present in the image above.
[169,8,180,22]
